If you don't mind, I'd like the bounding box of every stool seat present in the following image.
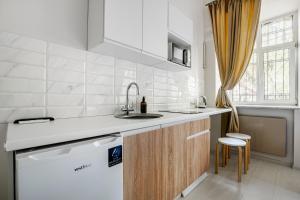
[218,137,246,147]
[226,133,251,140]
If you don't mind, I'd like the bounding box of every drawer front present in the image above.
[189,118,210,136]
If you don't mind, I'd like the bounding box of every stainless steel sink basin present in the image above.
[114,113,163,119]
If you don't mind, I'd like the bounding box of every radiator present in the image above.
[239,115,287,157]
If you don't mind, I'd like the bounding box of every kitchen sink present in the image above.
[114,113,163,119]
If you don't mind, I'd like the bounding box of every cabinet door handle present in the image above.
[187,130,210,140]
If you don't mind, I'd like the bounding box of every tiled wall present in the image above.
[0,31,199,123]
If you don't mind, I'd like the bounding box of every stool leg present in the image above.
[224,145,227,166]
[222,145,226,167]
[228,146,231,159]
[244,146,247,174]
[238,147,242,182]
[215,143,219,174]
[246,140,249,171]
[248,140,251,164]
[225,146,229,165]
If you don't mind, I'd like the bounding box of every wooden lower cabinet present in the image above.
[123,118,211,200]
[162,123,189,200]
[123,128,163,200]
[187,131,210,186]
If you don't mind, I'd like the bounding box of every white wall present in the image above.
[0,0,88,49]
[204,38,218,107]
[203,5,220,107]
[260,0,300,20]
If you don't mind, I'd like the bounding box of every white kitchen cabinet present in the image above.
[142,0,168,60]
[88,0,192,71]
[88,0,142,62]
[168,3,193,44]
[104,0,142,49]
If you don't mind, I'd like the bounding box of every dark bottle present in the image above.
[140,96,147,113]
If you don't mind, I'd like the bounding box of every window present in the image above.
[232,53,257,102]
[229,13,298,105]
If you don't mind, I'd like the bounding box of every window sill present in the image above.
[235,104,300,110]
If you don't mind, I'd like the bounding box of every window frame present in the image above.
[232,11,298,106]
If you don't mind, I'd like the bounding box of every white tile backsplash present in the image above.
[47,82,84,95]
[0,78,45,93]
[0,32,46,53]
[46,106,84,119]
[47,43,85,61]
[0,62,45,80]
[86,63,114,77]
[86,105,115,116]
[86,74,113,86]
[47,55,85,72]
[47,94,84,106]
[86,95,114,105]
[0,34,46,123]
[86,85,113,95]
[114,59,137,107]
[85,52,114,116]
[86,52,115,66]
[47,68,84,83]
[0,47,45,66]
[0,31,199,123]
[0,94,45,107]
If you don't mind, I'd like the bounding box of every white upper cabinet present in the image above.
[104,0,142,49]
[88,0,142,59]
[88,0,193,71]
[168,3,193,44]
[142,0,168,59]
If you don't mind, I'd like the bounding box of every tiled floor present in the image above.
[184,158,300,200]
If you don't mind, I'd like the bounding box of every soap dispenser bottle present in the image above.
[140,96,147,113]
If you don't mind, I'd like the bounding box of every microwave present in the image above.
[168,42,191,68]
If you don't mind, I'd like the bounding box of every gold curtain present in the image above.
[208,0,261,132]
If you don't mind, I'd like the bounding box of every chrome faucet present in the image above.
[122,82,140,115]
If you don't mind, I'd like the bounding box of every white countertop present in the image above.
[5,107,231,151]
[236,104,300,110]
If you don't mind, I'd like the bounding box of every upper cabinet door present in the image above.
[143,0,168,59]
[168,3,193,43]
[104,0,142,50]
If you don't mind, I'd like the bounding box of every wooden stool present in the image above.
[215,137,247,182]
[226,133,251,171]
